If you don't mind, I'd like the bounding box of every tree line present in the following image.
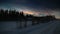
[0,9,56,21]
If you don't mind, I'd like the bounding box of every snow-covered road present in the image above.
[0,20,60,34]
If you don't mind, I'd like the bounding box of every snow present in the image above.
[0,20,60,34]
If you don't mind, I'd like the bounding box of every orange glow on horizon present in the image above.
[22,10,40,15]
[23,11,34,15]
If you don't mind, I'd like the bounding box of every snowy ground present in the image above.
[0,20,60,34]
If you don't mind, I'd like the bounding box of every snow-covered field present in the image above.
[0,20,60,34]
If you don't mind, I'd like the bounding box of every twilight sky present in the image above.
[0,0,60,18]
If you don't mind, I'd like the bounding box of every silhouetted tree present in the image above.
[4,10,8,20]
[0,9,5,20]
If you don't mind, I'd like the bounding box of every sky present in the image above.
[0,0,60,19]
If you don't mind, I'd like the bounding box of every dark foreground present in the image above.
[0,20,60,34]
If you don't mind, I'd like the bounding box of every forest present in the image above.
[0,9,56,22]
